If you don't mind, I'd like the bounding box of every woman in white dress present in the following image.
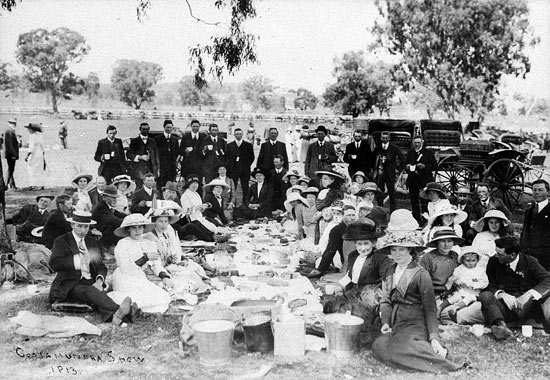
[180,174,219,234]
[109,214,171,313]
[471,210,510,269]
[72,174,93,212]
[24,123,46,190]
[112,174,136,214]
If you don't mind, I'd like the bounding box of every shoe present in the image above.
[306,269,323,278]
[129,302,140,322]
[112,297,132,326]
[491,324,513,340]
[448,308,458,323]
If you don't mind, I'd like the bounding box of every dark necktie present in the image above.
[533,203,539,216]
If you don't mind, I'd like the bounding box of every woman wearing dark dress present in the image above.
[372,229,468,373]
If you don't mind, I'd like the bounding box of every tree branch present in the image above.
[185,0,221,26]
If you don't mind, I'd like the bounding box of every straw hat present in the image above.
[386,209,419,232]
[284,192,308,210]
[426,228,464,248]
[427,200,468,226]
[456,186,472,195]
[458,246,481,263]
[203,179,230,191]
[67,210,97,225]
[162,181,178,192]
[72,174,93,186]
[24,123,42,133]
[343,222,383,240]
[378,230,425,249]
[287,185,303,194]
[7,116,17,124]
[298,176,311,185]
[283,169,301,181]
[150,208,180,224]
[474,209,510,232]
[420,182,448,200]
[114,214,155,237]
[315,169,345,181]
[302,186,319,196]
[35,193,54,202]
[353,171,368,182]
[154,200,183,215]
[355,182,382,197]
[112,174,136,194]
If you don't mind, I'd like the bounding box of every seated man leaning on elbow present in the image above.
[49,211,138,325]
[479,235,550,340]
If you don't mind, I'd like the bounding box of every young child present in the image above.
[438,247,489,321]
[420,182,448,221]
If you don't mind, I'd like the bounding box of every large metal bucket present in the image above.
[192,320,235,366]
[324,313,364,357]
[242,315,274,353]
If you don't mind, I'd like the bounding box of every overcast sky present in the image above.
[0,0,548,96]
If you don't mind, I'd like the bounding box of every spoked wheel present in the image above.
[434,156,475,197]
[483,158,524,208]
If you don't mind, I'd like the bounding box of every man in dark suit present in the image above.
[91,185,126,249]
[49,211,135,325]
[4,116,19,190]
[126,123,160,189]
[179,119,205,180]
[226,128,254,206]
[8,193,53,243]
[269,154,288,212]
[154,119,179,189]
[343,129,373,179]
[405,135,438,224]
[372,132,405,212]
[257,127,289,171]
[304,126,338,185]
[479,236,550,340]
[521,179,550,270]
[234,168,273,220]
[42,194,74,249]
[88,176,107,209]
[200,123,227,182]
[130,173,159,214]
[93,125,127,184]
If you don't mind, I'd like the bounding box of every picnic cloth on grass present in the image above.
[10,310,101,337]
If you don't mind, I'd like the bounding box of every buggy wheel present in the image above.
[434,157,475,197]
[483,159,524,208]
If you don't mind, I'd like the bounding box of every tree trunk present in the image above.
[51,89,59,113]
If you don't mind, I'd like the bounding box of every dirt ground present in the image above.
[1,114,550,380]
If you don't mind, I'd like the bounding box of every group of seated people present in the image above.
[6,158,550,373]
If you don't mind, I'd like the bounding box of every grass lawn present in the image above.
[1,114,550,379]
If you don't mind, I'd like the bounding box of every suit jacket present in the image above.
[130,187,159,214]
[200,135,227,178]
[203,192,228,225]
[269,168,288,210]
[4,127,18,159]
[88,187,102,209]
[179,132,206,176]
[343,140,373,177]
[405,147,438,189]
[226,140,254,177]
[42,209,72,249]
[154,134,179,179]
[470,197,513,223]
[126,136,160,179]
[257,140,289,170]
[485,254,550,299]
[304,141,338,179]
[244,182,273,217]
[93,138,126,176]
[49,233,106,303]
[521,202,550,269]
[346,249,393,288]
[317,221,347,273]
[9,204,49,227]
[91,201,126,247]
[373,143,405,181]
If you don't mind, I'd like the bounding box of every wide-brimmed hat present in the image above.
[67,210,97,225]
[283,170,301,181]
[297,176,311,185]
[420,182,448,200]
[114,214,155,237]
[284,192,308,210]
[387,209,419,232]
[427,200,468,226]
[366,206,390,228]
[315,169,345,181]
[35,193,54,202]
[426,228,464,248]
[458,246,481,263]
[353,171,368,181]
[184,174,201,188]
[378,230,425,249]
[456,186,472,195]
[150,208,180,224]
[153,200,183,215]
[7,116,17,124]
[474,210,510,232]
[251,167,269,178]
[24,123,42,133]
[343,222,383,240]
[102,185,118,198]
[162,181,178,192]
[287,185,303,194]
[204,179,230,191]
[302,186,319,196]
[72,174,93,185]
[355,182,382,197]
[112,174,136,194]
